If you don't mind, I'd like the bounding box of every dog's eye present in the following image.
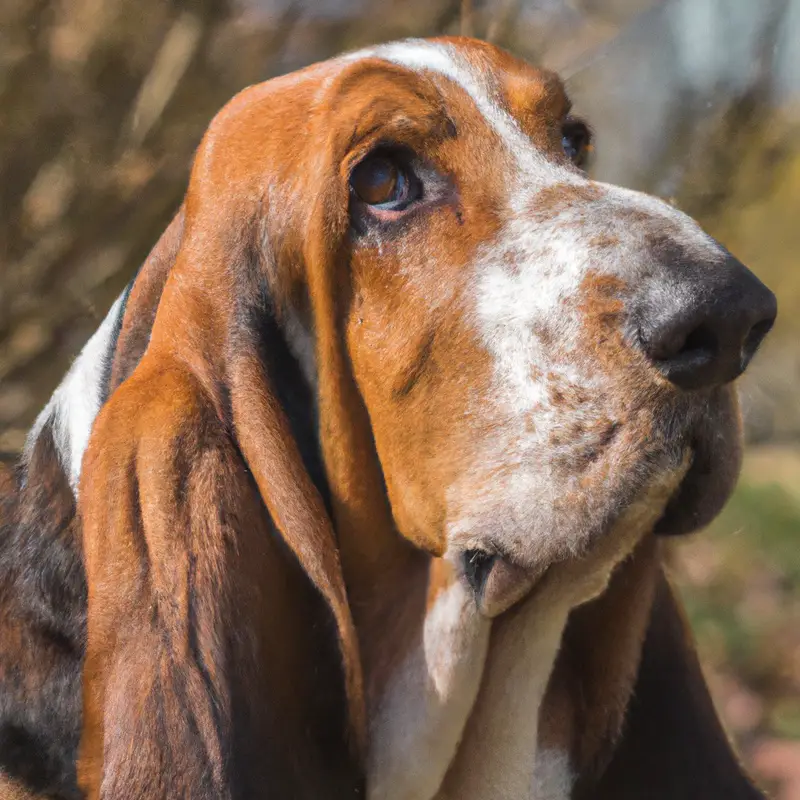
[350,154,417,210]
[561,119,592,168]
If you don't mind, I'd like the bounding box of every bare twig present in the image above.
[122,11,203,149]
[486,0,522,44]
[461,0,474,37]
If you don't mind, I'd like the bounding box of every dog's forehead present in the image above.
[340,38,569,150]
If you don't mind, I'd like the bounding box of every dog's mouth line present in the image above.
[460,546,552,615]
[460,440,702,612]
[462,548,498,602]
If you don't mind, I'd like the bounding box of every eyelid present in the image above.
[349,148,423,214]
[347,141,414,178]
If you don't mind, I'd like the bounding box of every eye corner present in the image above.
[561,117,593,169]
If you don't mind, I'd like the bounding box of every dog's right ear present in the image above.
[582,569,765,799]
[76,79,369,793]
[78,283,364,799]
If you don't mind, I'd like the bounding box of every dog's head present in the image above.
[168,37,774,621]
[69,38,777,793]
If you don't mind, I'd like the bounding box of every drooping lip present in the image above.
[461,548,548,618]
[458,441,726,617]
[654,434,740,535]
[653,443,703,535]
[455,387,742,617]
[652,385,743,535]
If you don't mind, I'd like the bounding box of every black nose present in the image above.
[639,255,777,391]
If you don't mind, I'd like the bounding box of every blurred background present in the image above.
[1,0,798,795]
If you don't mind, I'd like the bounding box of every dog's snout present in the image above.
[638,255,777,391]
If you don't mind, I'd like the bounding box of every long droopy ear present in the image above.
[77,78,365,798]
[579,567,765,799]
[295,63,436,694]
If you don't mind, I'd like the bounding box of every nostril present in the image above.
[639,257,776,391]
[674,323,718,363]
[643,317,722,391]
[647,320,717,366]
[741,317,774,369]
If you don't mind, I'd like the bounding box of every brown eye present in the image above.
[561,119,592,168]
[350,153,417,210]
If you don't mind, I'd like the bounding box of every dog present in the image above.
[0,37,776,799]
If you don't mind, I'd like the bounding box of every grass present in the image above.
[674,460,800,745]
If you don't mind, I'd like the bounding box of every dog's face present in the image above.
[330,39,775,614]
[199,37,775,618]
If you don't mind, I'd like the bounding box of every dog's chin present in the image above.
[455,388,744,618]
[461,405,742,617]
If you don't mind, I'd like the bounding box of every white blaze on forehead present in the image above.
[25,293,126,493]
[350,40,509,134]
[342,39,573,188]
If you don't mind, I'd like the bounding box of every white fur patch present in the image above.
[531,748,574,800]
[24,294,126,493]
[282,306,317,391]
[436,592,573,800]
[473,181,720,427]
[345,40,567,183]
[351,41,508,135]
[476,215,594,419]
[367,578,490,800]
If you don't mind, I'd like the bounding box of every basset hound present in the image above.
[0,37,777,800]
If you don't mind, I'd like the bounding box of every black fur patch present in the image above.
[233,274,332,516]
[0,423,86,798]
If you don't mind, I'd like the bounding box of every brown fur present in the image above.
[539,536,662,780]
[108,209,184,393]
[78,360,359,798]
[0,37,769,799]
[575,569,764,799]
[532,182,606,220]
